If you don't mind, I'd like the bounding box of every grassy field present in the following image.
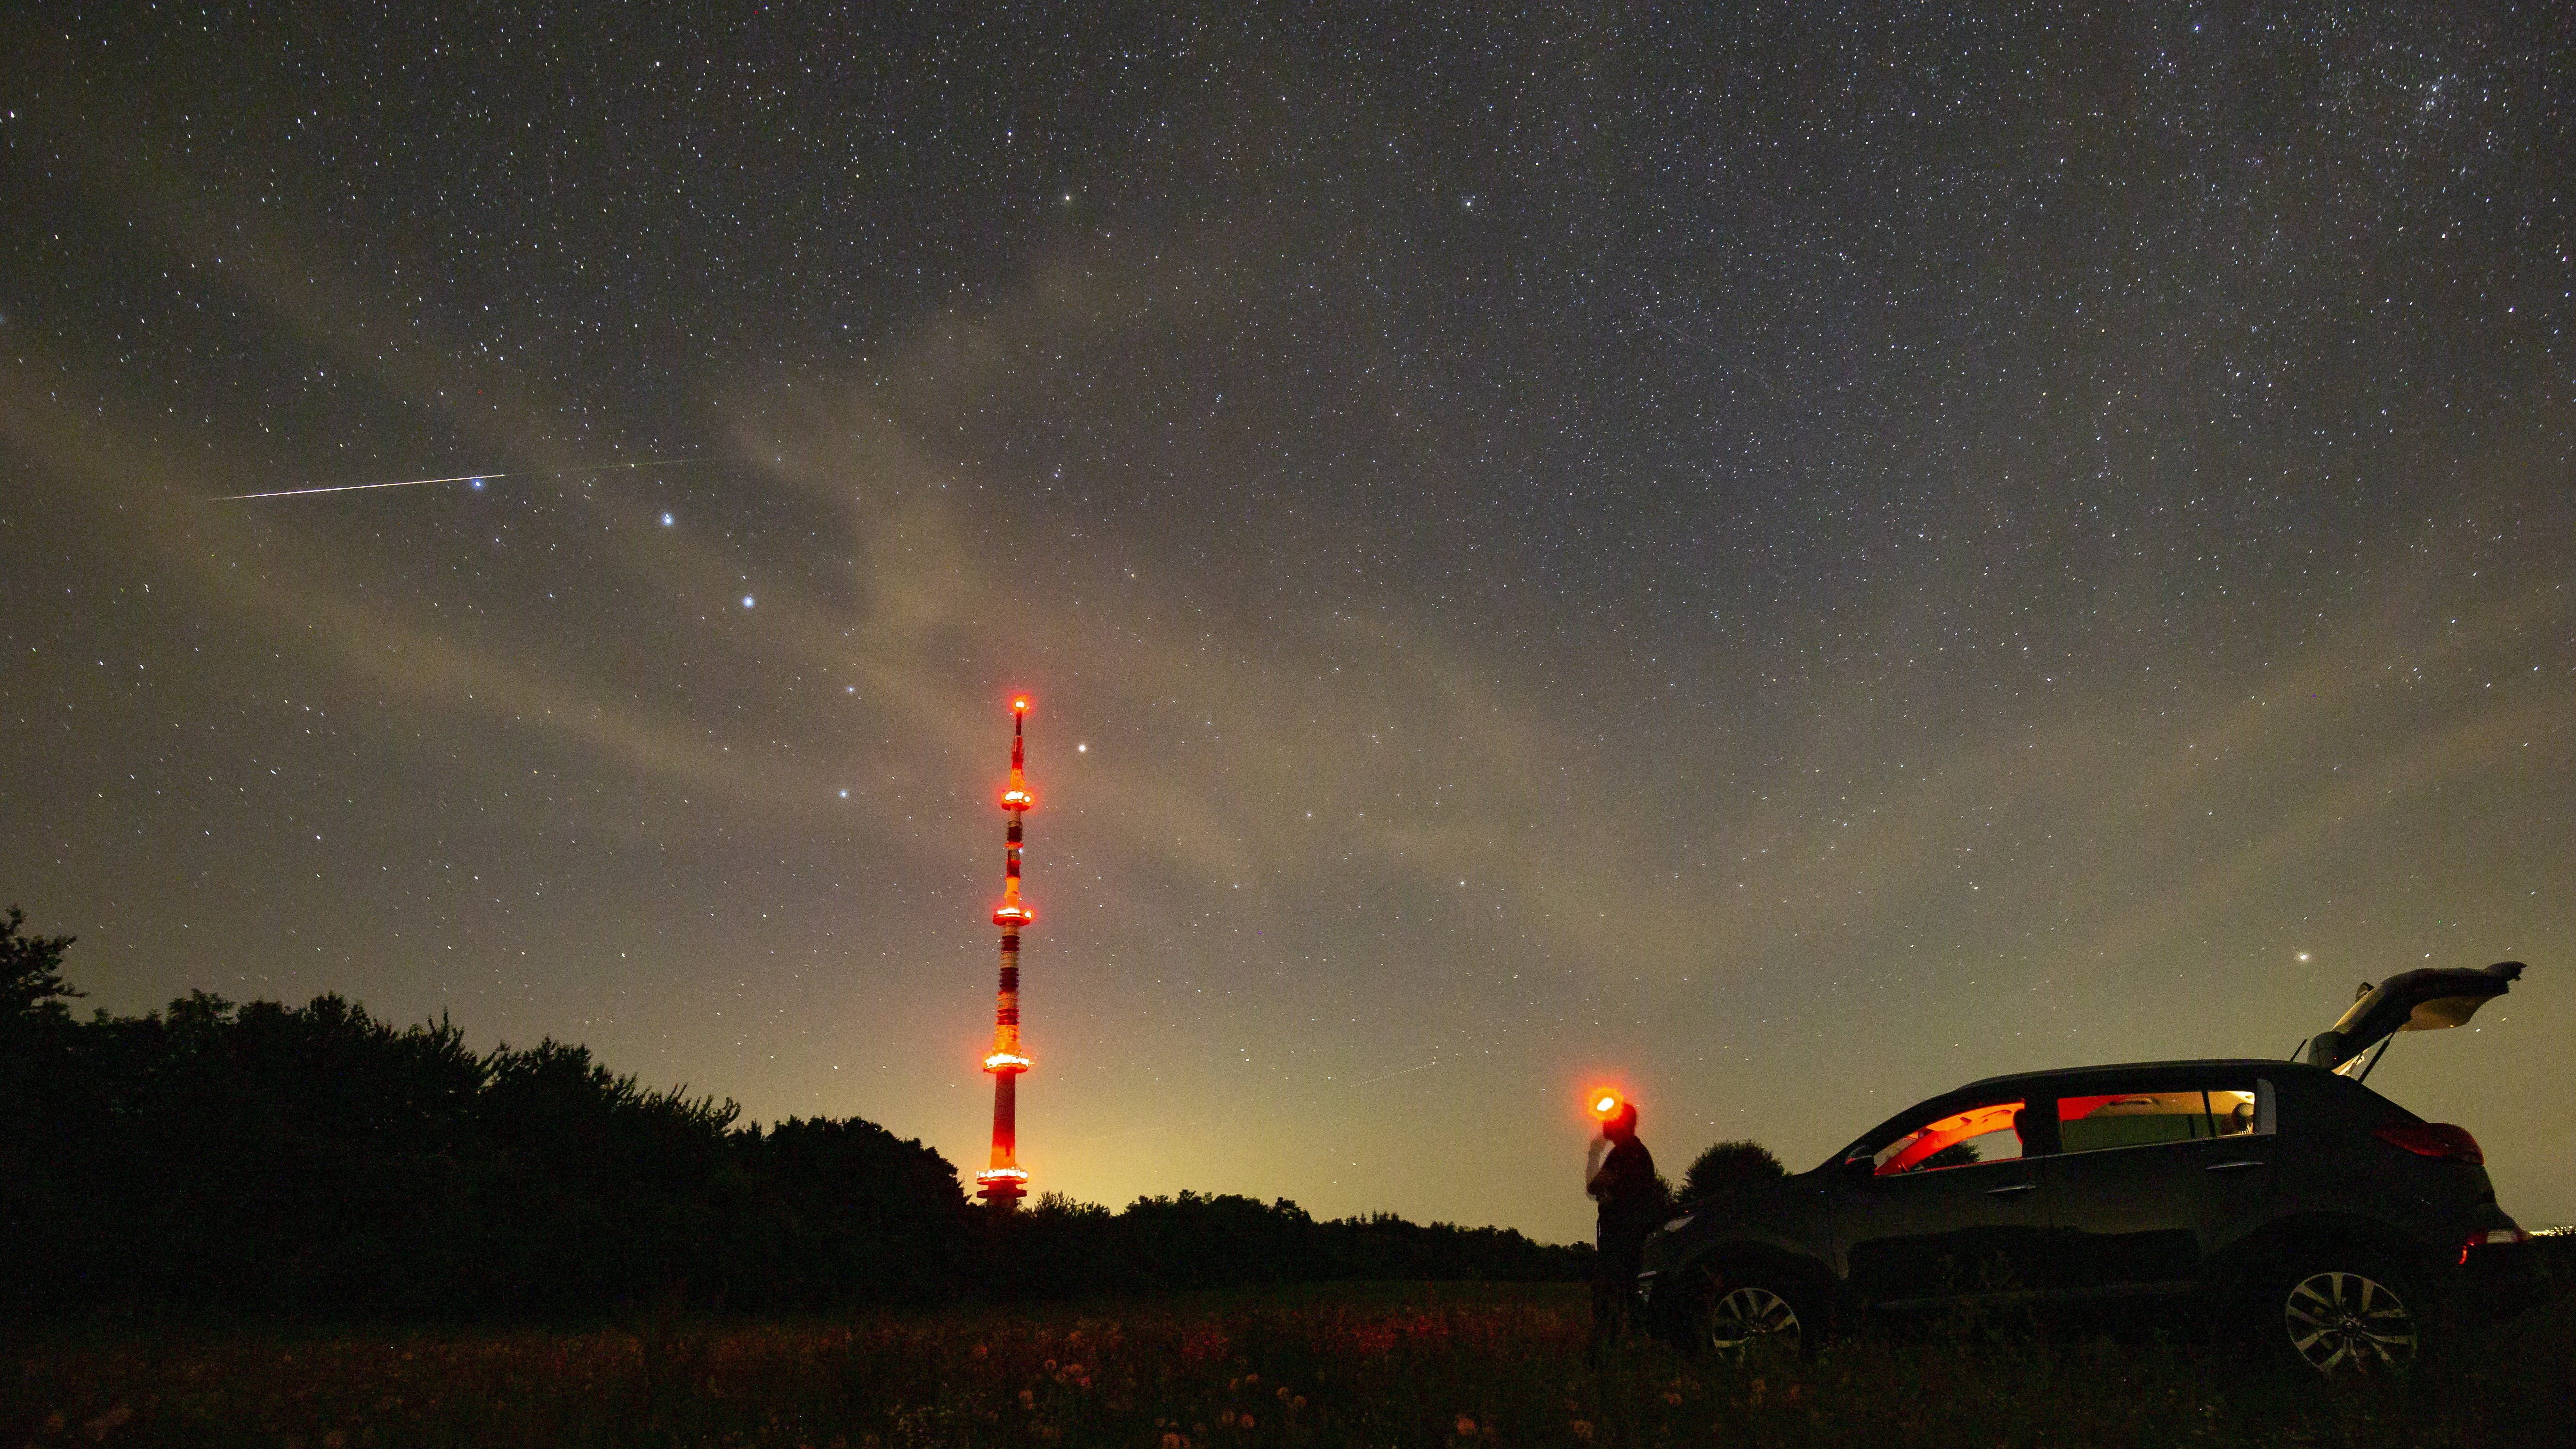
[8,1282,2571,1449]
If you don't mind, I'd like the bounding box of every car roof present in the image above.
[1955,1058,2330,1094]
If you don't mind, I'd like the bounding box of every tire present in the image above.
[1690,1265,1821,1366]
[2259,1253,2427,1377]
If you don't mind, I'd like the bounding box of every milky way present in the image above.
[3,6,2570,1240]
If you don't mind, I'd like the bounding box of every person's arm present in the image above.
[1585,1136,1612,1197]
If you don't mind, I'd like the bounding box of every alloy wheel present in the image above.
[1706,1285,1802,1363]
[2282,1270,2417,1375]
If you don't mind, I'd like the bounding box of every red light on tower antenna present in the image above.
[1000,696,1035,811]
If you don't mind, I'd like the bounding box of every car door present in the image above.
[1829,1095,2056,1306]
[2042,1076,2278,1294]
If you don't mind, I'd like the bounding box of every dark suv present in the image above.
[1637,962,2542,1374]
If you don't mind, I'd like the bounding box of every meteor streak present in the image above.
[1348,1059,1442,1088]
[212,457,708,501]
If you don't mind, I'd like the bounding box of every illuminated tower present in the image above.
[976,695,1036,1208]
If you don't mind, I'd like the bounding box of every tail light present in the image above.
[2460,1226,2528,1265]
[2373,1121,2484,1165]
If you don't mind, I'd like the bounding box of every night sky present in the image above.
[4,6,2570,1244]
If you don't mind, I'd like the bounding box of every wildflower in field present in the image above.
[1239,1415,1255,1431]
[1347,1326,1400,1354]
[82,1403,134,1439]
[1570,1420,1594,1442]
[1455,1414,1478,1437]
[1664,1391,1683,1405]
[1275,1385,1291,1402]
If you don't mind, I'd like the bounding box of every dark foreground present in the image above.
[8,1283,2572,1449]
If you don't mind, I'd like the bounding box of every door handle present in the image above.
[1985,1183,2038,1197]
[2203,1160,2267,1173]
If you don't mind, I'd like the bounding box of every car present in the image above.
[1637,961,2542,1375]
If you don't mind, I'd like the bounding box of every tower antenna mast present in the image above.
[976,695,1036,1207]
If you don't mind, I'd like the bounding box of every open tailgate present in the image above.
[2304,961,2524,1075]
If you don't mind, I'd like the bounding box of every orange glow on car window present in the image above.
[2055,1094,2125,1123]
[1876,1101,2025,1175]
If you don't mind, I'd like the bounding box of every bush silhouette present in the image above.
[998,1191,1582,1296]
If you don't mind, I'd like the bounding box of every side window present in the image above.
[2058,1087,2261,1153]
[2208,1088,2259,1138]
[1870,1100,2031,1176]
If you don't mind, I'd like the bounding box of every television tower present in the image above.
[975,695,1036,1208]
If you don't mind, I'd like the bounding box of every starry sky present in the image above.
[3,5,2570,1244]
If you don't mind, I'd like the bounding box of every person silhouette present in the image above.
[1585,1099,1665,1355]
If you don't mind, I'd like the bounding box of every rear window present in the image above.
[2328,1074,2424,1129]
[2058,1087,2261,1153]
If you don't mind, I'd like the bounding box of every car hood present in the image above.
[2305,960,2523,1074]
[1643,1170,1827,1269]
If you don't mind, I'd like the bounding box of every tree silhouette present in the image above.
[0,906,79,1024]
[1,917,1582,1317]
[1680,1139,1786,1201]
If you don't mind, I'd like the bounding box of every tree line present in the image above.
[0,909,1581,1319]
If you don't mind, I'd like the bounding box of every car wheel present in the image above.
[2270,1259,2424,1376]
[1695,1273,1814,1365]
